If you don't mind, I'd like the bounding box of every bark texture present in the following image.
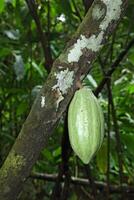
[0,0,128,199]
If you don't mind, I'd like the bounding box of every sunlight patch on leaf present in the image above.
[4,29,20,40]
[0,0,5,13]
[13,55,25,81]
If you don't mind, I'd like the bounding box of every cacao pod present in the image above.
[68,87,104,164]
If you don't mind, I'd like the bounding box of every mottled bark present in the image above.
[0,1,128,200]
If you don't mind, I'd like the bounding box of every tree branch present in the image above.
[99,53,124,198]
[30,172,134,194]
[51,115,71,200]
[0,1,128,199]
[84,165,97,200]
[83,0,94,14]
[25,0,53,72]
[95,37,134,96]
[109,87,125,198]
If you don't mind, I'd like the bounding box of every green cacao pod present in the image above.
[68,87,104,164]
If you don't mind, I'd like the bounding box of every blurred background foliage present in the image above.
[0,0,134,199]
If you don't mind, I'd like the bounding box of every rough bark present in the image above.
[0,0,128,199]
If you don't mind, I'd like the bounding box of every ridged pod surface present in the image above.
[68,87,104,164]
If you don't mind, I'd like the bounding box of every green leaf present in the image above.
[96,139,107,173]
[0,0,5,13]
[4,30,20,40]
[126,83,134,94]
[128,52,134,65]
[16,101,28,116]
[32,61,44,78]
[122,134,134,157]
[52,147,61,157]
[11,0,16,7]
[0,47,12,58]
[42,149,53,162]
[13,55,25,80]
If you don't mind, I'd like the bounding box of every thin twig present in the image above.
[109,89,124,199]
[99,58,124,199]
[51,115,71,200]
[106,81,111,200]
[85,165,97,200]
[82,0,94,14]
[25,0,53,72]
[95,37,134,96]
[30,172,134,193]
[99,44,124,199]
[60,115,71,200]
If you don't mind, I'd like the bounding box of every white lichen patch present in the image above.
[55,88,64,109]
[100,0,122,30]
[92,4,105,20]
[52,68,74,94]
[68,33,103,63]
[67,0,122,63]
[41,96,46,108]
[59,66,64,69]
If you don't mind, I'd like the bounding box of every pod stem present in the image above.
[76,80,83,89]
